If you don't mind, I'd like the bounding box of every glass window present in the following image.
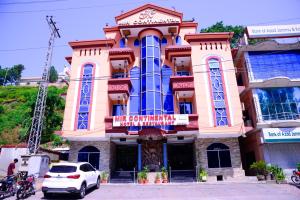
[112,104,126,116]
[207,143,232,168]
[208,58,228,126]
[120,38,126,48]
[77,64,93,129]
[248,51,300,80]
[161,37,167,46]
[50,165,77,173]
[134,39,140,46]
[112,73,126,79]
[176,71,190,76]
[179,102,193,114]
[175,35,182,45]
[256,87,300,121]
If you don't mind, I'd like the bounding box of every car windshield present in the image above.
[50,165,77,173]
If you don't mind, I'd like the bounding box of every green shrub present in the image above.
[297,163,300,171]
[250,161,267,175]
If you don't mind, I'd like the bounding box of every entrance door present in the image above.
[168,143,194,170]
[115,145,137,171]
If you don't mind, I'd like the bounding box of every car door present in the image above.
[86,163,98,185]
[80,164,92,186]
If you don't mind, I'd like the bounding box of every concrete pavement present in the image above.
[6,182,300,200]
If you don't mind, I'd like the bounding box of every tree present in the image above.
[0,64,25,85]
[201,21,245,48]
[49,66,58,83]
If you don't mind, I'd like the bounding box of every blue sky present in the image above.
[0,0,300,76]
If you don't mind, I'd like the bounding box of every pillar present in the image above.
[138,143,142,171]
[163,142,168,169]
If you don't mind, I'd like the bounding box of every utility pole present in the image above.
[27,16,61,154]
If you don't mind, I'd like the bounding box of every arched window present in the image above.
[134,39,140,46]
[175,35,182,45]
[77,64,94,129]
[161,37,167,46]
[207,143,232,168]
[120,38,126,48]
[208,58,229,126]
[78,146,100,169]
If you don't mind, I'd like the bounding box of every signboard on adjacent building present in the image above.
[113,114,189,127]
[262,128,300,143]
[247,24,300,38]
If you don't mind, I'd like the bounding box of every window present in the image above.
[256,87,300,121]
[134,39,140,46]
[141,35,162,115]
[78,146,100,169]
[161,37,167,46]
[176,71,190,76]
[207,143,232,168]
[77,64,94,129]
[112,104,127,116]
[112,72,126,79]
[50,165,77,173]
[175,35,182,45]
[179,102,192,114]
[120,38,126,48]
[248,51,300,80]
[208,58,228,126]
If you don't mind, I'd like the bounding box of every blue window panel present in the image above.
[161,37,167,46]
[146,36,154,45]
[155,75,161,90]
[112,73,126,79]
[256,87,300,121]
[208,58,228,126]
[155,92,162,108]
[112,104,126,116]
[176,71,190,76]
[248,51,300,80]
[134,39,140,46]
[163,95,174,114]
[77,64,93,129]
[154,47,160,58]
[175,36,182,45]
[130,96,140,115]
[141,47,146,57]
[146,92,155,109]
[120,38,126,48]
[179,102,192,114]
[147,47,154,57]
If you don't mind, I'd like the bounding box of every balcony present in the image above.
[165,45,191,61]
[107,78,132,100]
[175,114,199,131]
[170,76,195,98]
[109,48,135,69]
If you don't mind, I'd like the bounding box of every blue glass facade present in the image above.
[112,104,127,116]
[77,64,93,129]
[179,102,193,114]
[161,65,174,114]
[208,59,228,126]
[141,35,162,115]
[129,67,140,115]
[256,87,300,121]
[248,51,300,80]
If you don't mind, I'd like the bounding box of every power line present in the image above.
[0,44,68,52]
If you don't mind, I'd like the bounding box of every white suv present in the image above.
[42,162,101,199]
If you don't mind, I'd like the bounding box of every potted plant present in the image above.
[155,173,161,184]
[101,171,109,183]
[161,167,168,183]
[138,167,149,184]
[250,161,267,181]
[198,168,208,182]
[137,171,144,184]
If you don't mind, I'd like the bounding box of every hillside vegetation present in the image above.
[0,86,66,145]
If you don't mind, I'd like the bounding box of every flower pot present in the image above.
[200,176,207,182]
[138,179,143,184]
[101,179,108,183]
[155,179,161,184]
[257,175,265,181]
[162,178,168,183]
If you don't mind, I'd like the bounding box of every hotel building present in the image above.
[235,24,300,176]
[61,4,245,182]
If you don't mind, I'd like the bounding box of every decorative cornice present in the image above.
[109,48,135,63]
[115,3,183,22]
[184,32,233,42]
[69,39,115,49]
[181,22,198,28]
[165,45,191,60]
[65,56,72,64]
[103,26,119,33]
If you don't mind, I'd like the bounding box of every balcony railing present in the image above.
[170,76,195,92]
[107,78,132,98]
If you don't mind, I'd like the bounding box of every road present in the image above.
[7,182,300,200]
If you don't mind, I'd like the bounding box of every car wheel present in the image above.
[95,177,100,189]
[78,183,86,199]
[43,192,52,199]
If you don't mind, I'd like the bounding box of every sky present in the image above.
[0,0,300,77]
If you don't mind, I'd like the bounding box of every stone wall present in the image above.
[69,140,110,172]
[195,137,245,181]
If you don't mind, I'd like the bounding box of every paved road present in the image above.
[7,183,300,200]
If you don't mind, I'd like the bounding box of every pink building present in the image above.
[61,4,245,182]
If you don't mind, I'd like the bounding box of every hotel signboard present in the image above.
[113,114,189,127]
[247,24,300,38]
[262,128,300,143]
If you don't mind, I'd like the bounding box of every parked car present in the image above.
[42,162,101,199]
